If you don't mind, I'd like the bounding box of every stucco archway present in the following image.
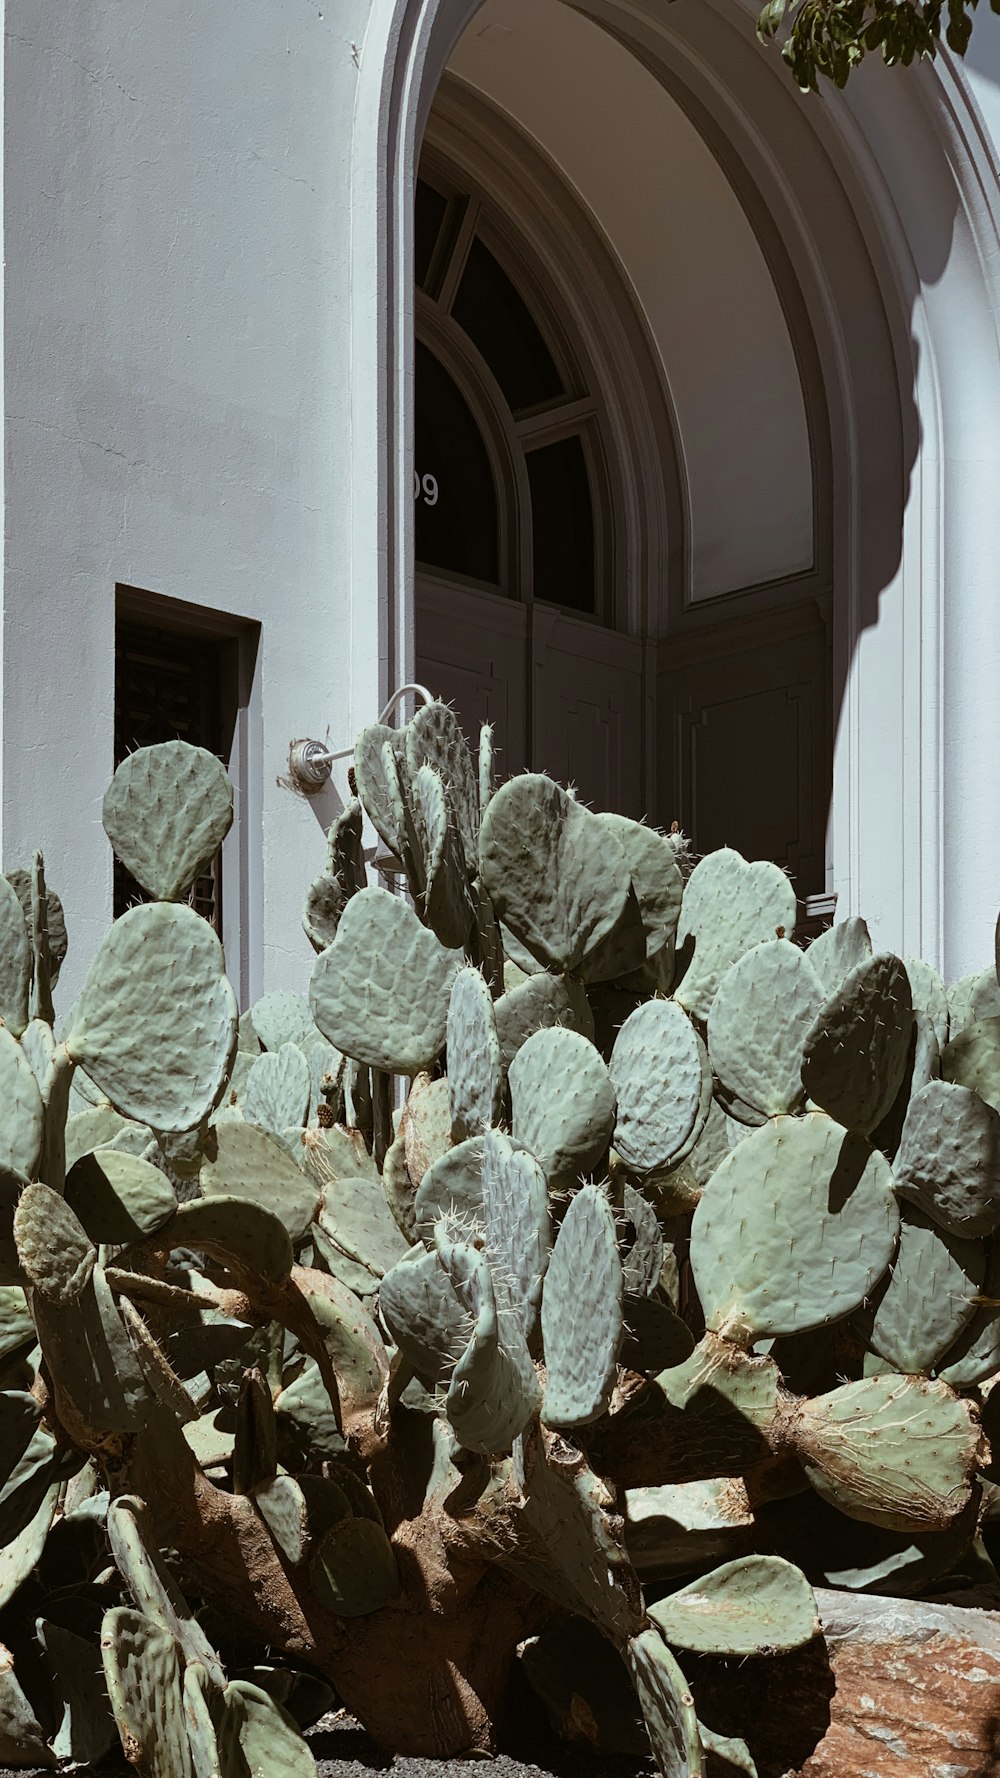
[350,0,1000,975]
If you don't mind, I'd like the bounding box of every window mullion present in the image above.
[515,396,599,444]
[436,197,481,316]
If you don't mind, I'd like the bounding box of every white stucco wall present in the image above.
[447,0,815,601]
[8,0,1000,1011]
[3,0,375,1011]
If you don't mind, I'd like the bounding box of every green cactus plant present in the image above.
[2,712,1000,1777]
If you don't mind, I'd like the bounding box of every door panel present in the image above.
[656,604,829,896]
[416,577,528,776]
[531,606,644,817]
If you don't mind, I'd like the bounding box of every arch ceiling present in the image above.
[447,0,814,603]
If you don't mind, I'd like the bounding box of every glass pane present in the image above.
[452,237,564,413]
[528,435,597,615]
[415,341,500,583]
[415,179,448,291]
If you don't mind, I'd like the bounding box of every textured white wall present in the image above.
[9,0,1000,1013]
[447,0,814,602]
[3,0,374,1010]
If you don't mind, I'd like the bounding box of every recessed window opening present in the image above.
[114,620,236,930]
[114,590,259,1001]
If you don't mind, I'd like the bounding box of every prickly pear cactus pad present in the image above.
[14,1184,95,1303]
[0,1030,43,1188]
[217,1678,315,1778]
[942,1014,1000,1108]
[708,939,825,1118]
[863,1206,985,1374]
[513,1423,644,1643]
[494,969,594,1068]
[903,956,950,1050]
[541,1182,623,1426]
[647,1554,819,1656]
[791,1373,986,1531]
[596,812,684,975]
[626,1630,705,1778]
[309,1517,401,1617]
[243,1042,311,1134]
[327,794,366,893]
[610,999,708,1171]
[509,1027,616,1180]
[102,740,233,904]
[199,1119,320,1242]
[66,903,238,1131]
[940,1240,1000,1385]
[318,1169,411,1280]
[690,1113,899,1342]
[6,866,68,988]
[310,887,461,1075]
[166,1195,294,1284]
[801,952,914,1134]
[378,1244,473,1385]
[0,878,30,1039]
[949,969,1000,1037]
[405,698,480,876]
[481,1129,552,1338]
[100,1608,193,1778]
[479,774,631,974]
[673,847,797,1022]
[893,1079,1000,1236]
[447,966,503,1140]
[621,1183,664,1298]
[410,761,473,948]
[434,1224,541,1452]
[353,722,406,857]
[106,1496,225,1681]
[806,914,873,994]
[413,1136,486,1238]
[401,1070,452,1184]
[64,1148,178,1243]
[249,989,323,1053]
[303,871,346,953]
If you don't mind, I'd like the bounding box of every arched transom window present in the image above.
[414,159,620,626]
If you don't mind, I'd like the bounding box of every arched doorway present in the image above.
[412,79,678,817]
[413,10,834,912]
[350,0,1000,970]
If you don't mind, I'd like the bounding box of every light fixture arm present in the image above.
[284,683,436,794]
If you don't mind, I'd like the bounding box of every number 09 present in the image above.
[414,472,439,507]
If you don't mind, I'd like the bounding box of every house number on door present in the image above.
[414,472,439,507]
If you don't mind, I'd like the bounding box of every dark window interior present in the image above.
[527,434,597,615]
[415,341,500,583]
[452,236,564,413]
[415,179,449,290]
[114,619,236,931]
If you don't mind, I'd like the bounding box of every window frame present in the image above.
[415,134,633,629]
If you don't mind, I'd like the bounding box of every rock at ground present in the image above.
[690,1587,1000,1777]
[803,1590,1000,1777]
